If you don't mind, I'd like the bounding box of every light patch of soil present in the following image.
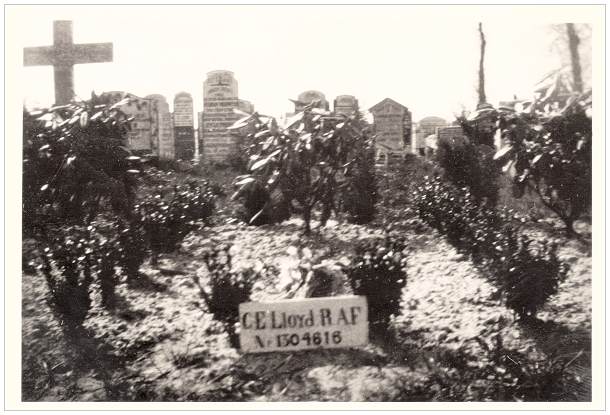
[22,216,591,401]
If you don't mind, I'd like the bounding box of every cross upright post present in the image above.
[52,21,75,105]
[23,20,113,105]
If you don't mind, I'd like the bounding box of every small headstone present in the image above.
[413,116,447,156]
[333,95,358,116]
[437,125,466,146]
[239,296,368,353]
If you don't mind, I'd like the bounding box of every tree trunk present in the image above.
[562,215,577,237]
[302,206,311,235]
[478,22,487,106]
[566,23,583,93]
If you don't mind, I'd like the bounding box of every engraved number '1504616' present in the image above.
[276,331,342,348]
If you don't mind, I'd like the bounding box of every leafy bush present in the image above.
[456,105,498,148]
[135,182,215,264]
[23,93,139,238]
[115,219,148,281]
[37,225,98,334]
[193,245,268,348]
[436,137,500,205]
[230,178,290,226]
[37,221,145,321]
[228,104,376,233]
[413,176,472,251]
[488,237,569,320]
[345,235,408,333]
[494,90,592,234]
[414,176,569,320]
[340,132,377,224]
[96,235,122,309]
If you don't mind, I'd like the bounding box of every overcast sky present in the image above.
[10,5,595,123]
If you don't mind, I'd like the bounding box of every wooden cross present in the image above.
[23,20,113,105]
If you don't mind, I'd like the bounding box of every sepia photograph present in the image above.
[4,3,605,409]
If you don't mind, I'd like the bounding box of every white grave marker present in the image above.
[239,296,368,353]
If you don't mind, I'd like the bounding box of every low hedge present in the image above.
[414,176,568,320]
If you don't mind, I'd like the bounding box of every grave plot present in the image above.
[21,96,592,403]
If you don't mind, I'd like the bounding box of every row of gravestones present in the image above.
[199,74,470,165]
[22,21,465,165]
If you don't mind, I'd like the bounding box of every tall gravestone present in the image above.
[369,98,412,160]
[173,92,195,160]
[146,94,175,160]
[201,70,241,162]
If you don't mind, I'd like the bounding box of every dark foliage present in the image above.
[456,107,498,148]
[193,245,269,348]
[340,127,377,224]
[96,235,122,309]
[37,225,98,333]
[23,94,139,238]
[414,176,569,319]
[225,143,250,173]
[488,237,568,321]
[494,90,592,234]
[231,178,290,226]
[228,104,376,233]
[345,235,408,332]
[135,181,216,264]
[36,220,148,322]
[436,137,500,206]
[115,219,148,282]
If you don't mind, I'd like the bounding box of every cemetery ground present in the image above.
[22,158,592,402]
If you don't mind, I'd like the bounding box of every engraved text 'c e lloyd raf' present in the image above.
[238,296,368,353]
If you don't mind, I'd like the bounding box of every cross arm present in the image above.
[73,43,113,64]
[23,46,55,66]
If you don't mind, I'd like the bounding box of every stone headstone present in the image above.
[437,125,466,146]
[201,70,242,162]
[414,116,447,155]
[197,111,204,158]
[238,99,254,114]
[334,95,358,116]
[369,98,412,157]
[173,92,195,160]
[204,70,238,99]
[146,94,174,160]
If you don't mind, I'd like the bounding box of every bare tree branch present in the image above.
[478,22,487,106]
[566,23,583,93]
